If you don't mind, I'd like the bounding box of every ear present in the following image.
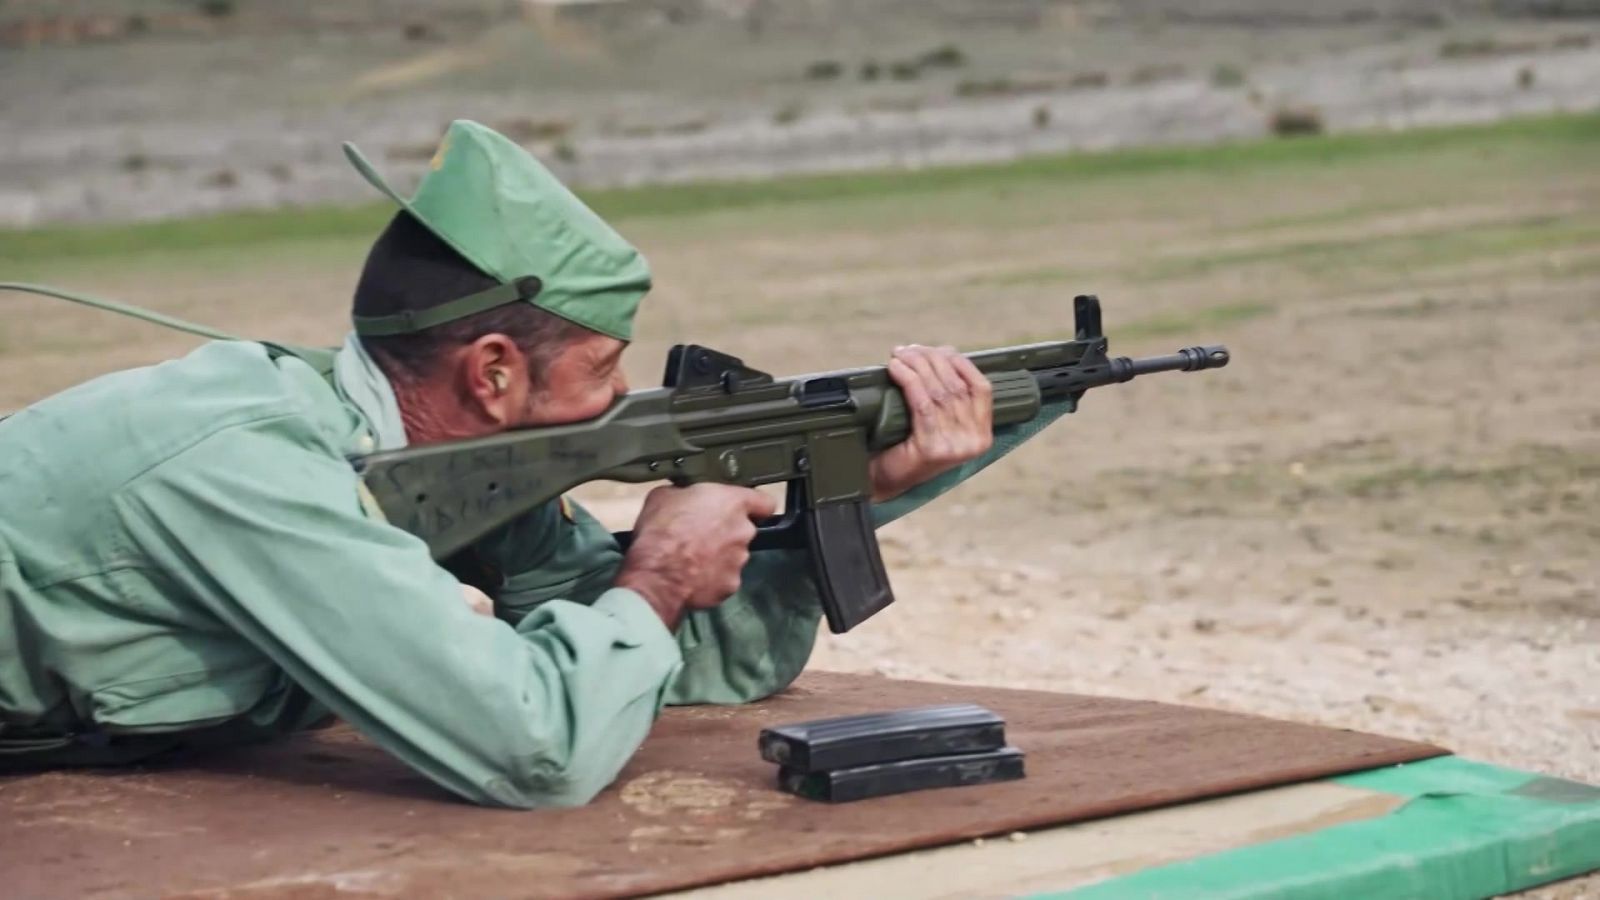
[457,333,531,427]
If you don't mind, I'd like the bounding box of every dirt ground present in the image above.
[3,0,1599,224]
[2,117,1598,894]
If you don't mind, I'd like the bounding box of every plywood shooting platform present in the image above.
[2,672,1596,898]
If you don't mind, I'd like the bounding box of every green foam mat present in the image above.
[1034,756,1600,900]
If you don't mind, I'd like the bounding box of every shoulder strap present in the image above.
[1,282,239,341]
[260,342,339,380]
[1,282,340,382]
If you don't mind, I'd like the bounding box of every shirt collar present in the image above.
[332,332,409,452]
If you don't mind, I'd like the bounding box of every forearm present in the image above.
[438,590,682,808]
[124,434,682,810]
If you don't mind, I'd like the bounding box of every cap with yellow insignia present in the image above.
[341,119,651,341]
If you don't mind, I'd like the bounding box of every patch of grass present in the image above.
[2,113,1596,267]
[1115,301,1274,340]
[1003,301,1272,345]
[402,21,440,42]
[386,140,437,162]
[1346,294,1522,319]
[1556,252,1600,277]
[888,60,921,81]
[967,265,1080,288]
[956,77,1054,97]
[617,119,711,138]
[772,102,806,126]
[1342,465,1486,498]
[804,60,843,80]
[1211,63,1246,89]
[1128,63,1186,85]
[1348,296,1452,318]
[1440,37,1501,58]
[1133,213,1600,283]
[493,117,573,143]
[1439,37,1541,59]
[0,205,390,267]
[1228,200,1421,235]
[1339,448,1600,500]
[917,44,967,69]
[864,97,924,114]
[1269,107,1325,138]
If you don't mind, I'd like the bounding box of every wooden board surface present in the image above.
[0,672,1445,899]
[672,780,1407,899]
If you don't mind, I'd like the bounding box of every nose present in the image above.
[612,369,629,397]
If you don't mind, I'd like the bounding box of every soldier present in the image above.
[0,121,1066,807]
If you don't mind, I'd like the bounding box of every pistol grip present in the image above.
[808,498,895,633]
[615,436,896,633]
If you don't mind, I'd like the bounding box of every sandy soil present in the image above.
[2,117,1597,894]
[603,130,1600,789]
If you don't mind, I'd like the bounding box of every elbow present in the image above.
[692,637,815,706]
[474,755,619,809]
[745,646,811,703]
[752,608,820,701]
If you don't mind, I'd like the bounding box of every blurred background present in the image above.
[2,0,1598,864]
[3,0,1599,224]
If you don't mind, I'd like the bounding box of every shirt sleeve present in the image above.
[115,414,683,809]
[870,397,1077,527]
[478,498,822,706]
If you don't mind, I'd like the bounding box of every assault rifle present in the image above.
[354,295,1230,633]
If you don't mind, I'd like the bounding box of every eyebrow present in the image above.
[594,343,626,369]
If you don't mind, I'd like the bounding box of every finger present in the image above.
[888,356,937,418]
[895,345,950,405]
[636,484,674,515]
[739,486,779,519]
[926,346,973,400]
[919,349,977,438]
[949,351,992,402]
[949,352,993,433]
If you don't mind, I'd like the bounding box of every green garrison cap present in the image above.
[342,120,650,340]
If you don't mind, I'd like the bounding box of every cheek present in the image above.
[570,384,617,420]
[525,380,615,426]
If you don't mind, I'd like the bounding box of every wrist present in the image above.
[867,458,908,504]
[615,564,687,631]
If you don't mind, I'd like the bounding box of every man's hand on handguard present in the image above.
[616,483,779,630]
[868,344,995,502]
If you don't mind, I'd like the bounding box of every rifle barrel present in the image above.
[1121,344,1231,378]
[1033,344,1230,400]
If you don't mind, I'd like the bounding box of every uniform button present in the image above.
[356,434,375,453]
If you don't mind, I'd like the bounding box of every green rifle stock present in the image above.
[353,295,1230,633]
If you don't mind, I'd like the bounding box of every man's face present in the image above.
[516,331,630,427]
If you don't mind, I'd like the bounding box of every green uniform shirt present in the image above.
[0,339,1068,807]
